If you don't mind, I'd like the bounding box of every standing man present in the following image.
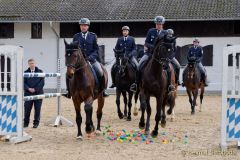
[64,18,109,97]
[109,26,138,88]
[24,59,44,128]
[183,38,208,86]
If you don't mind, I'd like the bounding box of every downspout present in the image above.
[49,21,61,116]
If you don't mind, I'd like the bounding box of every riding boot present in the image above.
[175,67,181,85]
[182,70,186,87]
[167,67,175,93]
[202,75,208,87]
[63,75,71,99]
[97,75,109,97]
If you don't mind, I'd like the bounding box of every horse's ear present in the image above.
[64,39,68,46]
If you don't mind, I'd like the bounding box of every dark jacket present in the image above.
[187,46,203,63]
[115,36,137,58]
[145,28,168,50]
[73,32,99,63]
[24,67,45,96]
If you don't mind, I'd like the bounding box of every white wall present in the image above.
[0,22,239,92]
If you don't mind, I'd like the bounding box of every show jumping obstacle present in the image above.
[0,45,73,143]
[221,45,240,149]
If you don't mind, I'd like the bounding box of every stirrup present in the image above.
[103,90,110,97]
[130,83,137,92]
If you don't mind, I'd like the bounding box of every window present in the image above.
[176,44,213,66]
[228,53,240,67]
[31,23,42,39]
[0,55,11,91]
[0,23,14,38]
[98,45,105,64]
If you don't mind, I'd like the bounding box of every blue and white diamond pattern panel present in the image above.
[227,98,240,139]
[0,95,17,135]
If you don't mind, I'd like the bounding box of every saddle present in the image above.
[129,60,138,72]
[89,64,100,89]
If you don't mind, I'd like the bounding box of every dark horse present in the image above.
[113,49,137,121]
[64,40,108,140]
[138,36,177,137]
[183,57,204,114]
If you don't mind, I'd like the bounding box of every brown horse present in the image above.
[183,58,204,114]
[64,40,108,140]
[138,36,177,137]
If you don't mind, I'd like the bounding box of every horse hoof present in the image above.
[76,136,83,141]
[161,122,166,128]
[95,130,101,136]
[151,130,158,137]
[85,126,94,134]
[126,116,131,121]
[133,107,138,116]
[133,112,138,116]
[123,115,127,119]
[145,130,150,135]
[139,122,145,129]
[167,109,172,115]
[118,113,124,119]
[191,111,195,115]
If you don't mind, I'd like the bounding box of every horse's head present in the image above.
[187,57,197,79]
[153,35,177,65]
[64,39,84,76]
[188,57,197,68]
[114,49,129,74]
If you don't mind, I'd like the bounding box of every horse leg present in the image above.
[122,91,128,119]
[167,94,176,121]
[116,88,123,119]
[84,99,94,134]
[127,91,133,121]
[171,109,175,121]
[96,93,104,133]
[151,97,163,137]
[199,86,204,112]
[160,97,167,128]
[73,99,83,140]
[187,89,193,114]
[145,96,151,135]
[139,92,146,129]
[133,87,139,116]
[192,89,198,114]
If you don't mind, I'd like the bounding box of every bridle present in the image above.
[153,42,172,65]
[65,48,87,71]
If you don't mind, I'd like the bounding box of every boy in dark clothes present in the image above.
[24,59,45,128]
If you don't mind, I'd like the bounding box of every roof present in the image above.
[0,0,239,22]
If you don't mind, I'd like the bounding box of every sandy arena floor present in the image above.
[0,95,239,160]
